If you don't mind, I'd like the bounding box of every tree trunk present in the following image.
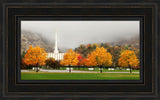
[100,65,102,73]
[129,65,132,73]
[128,62,132,73]
[69,65,71,73]
[36,67,38,72]
[36,63,39,72]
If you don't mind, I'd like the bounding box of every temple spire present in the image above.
[54,29,59,53]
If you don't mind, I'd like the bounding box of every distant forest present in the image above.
[75,42,139,67]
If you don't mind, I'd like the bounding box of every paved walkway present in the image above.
[21,69,139,73]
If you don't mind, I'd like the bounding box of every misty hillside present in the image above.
[21,30,68,53]
[21,30,139,54]
[109,35,139,49]
[21,30,54,53]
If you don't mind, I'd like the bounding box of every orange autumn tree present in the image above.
[80,58,91,67]
[24,45,47,72]
[60,49,79,72]
[88,47,112,73]
[118,50,139,73]
[86,54,97,67]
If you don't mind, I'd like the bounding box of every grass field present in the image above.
[21,72,140,80]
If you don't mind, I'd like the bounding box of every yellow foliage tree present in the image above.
[24,45,47,72]
[60,60,65,66]
[87,47,112,72]
[60,49,79,72]
[87,54,97,66]
[118,50,139,73]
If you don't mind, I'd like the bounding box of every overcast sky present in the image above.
[21,21,139,49]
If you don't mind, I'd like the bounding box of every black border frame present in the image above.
[18,18,143,84]
[0,1,159,100]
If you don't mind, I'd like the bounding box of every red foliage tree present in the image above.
[77,54,83,66]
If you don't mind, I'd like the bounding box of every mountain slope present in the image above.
[21,30,54,53]
[110,35,139,49]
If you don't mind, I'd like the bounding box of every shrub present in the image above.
[51,61,61,69]
[21,58,27,69]
[132,66,140,70]
[45,58,61,69]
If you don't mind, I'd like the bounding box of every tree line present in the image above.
[21,43,140,73]
[74,43,139,68]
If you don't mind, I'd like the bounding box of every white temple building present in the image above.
[47,30,65,61]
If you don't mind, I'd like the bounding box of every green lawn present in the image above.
[21,72,140,80]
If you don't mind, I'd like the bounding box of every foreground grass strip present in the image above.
[21,72,140,80]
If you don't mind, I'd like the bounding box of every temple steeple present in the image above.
[54,29,59,53]
[47,29,64,61]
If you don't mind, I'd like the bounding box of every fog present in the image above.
[21,21,139,49]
